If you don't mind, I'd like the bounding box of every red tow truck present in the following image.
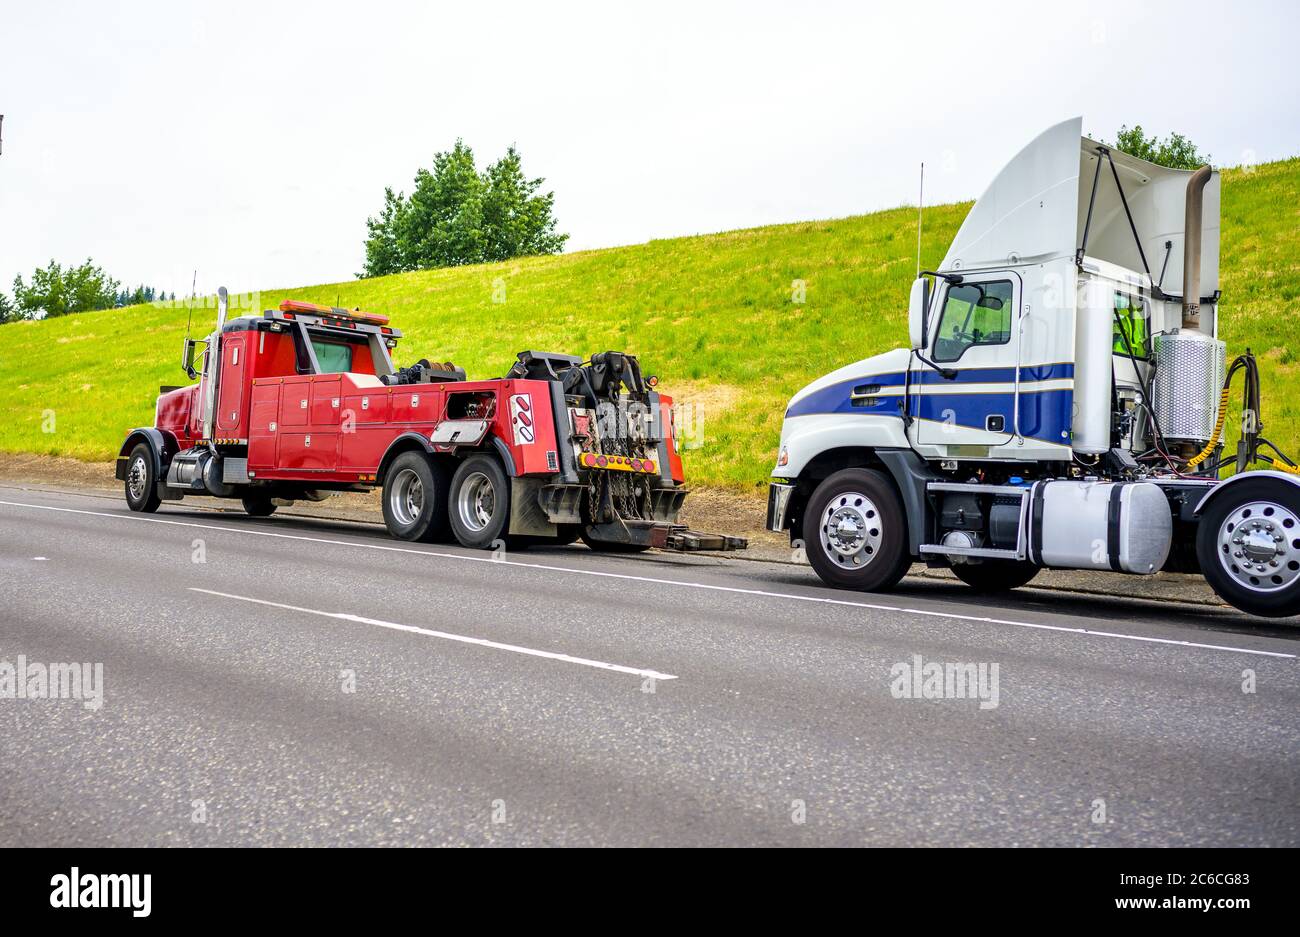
[117,288,746,553]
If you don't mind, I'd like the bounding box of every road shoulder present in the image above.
[0,449,1230,609]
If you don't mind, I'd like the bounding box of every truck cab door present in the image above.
[216,336,246,435]
[913,272,1021,451]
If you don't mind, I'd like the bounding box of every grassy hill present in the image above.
[2,157,1298,490]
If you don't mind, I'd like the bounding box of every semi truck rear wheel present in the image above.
[382,451,451,543]
[802,468,910,592]
[124,443,162,513]
[449,454,510,549]
[949,559,1039,593]
[241,496,277,517]
[1197,477,1300,618]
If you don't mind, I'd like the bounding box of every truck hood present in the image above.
[786,347,911,414]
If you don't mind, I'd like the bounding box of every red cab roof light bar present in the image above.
[278,299,390,326]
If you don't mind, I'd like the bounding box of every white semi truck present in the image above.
[767,117,1300,617]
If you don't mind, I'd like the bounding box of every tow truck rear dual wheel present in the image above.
[449,454,511,549]
[1196,477,1300,618]
[803,468,911,592]
[382,451,452,543]
[124,443,162,513]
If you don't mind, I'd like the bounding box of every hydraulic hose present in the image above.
[1261,455,1300,476]
[1183,352,1299,475]
[1184,383,1231,470]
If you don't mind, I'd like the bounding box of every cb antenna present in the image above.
[915,161,925,277]
[184,269,197,341]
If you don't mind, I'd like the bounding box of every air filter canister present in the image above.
[1151,329,1226,445]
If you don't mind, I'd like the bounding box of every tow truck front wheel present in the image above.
[449,454,511,549]
[803,468,910,592]
[382,451,451,543]
[124,443,162,513]
[1197,477,1300,618]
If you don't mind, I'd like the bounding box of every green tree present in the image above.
[481,145,568,262]
[360,140,567,277]
[0,290,20,324]
[12,259,120,318]
[399,139,486,270]
[360,186,408,278]
[1108,125,1210,170]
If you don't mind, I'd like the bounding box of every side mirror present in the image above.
[182,338,200,380]
[908,277,931,350]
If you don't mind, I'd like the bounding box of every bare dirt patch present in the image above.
[0,452,119,490]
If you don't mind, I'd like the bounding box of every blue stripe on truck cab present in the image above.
[785,362,1075,444]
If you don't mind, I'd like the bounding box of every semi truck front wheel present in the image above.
[382,451,451,543]
[124,443,162,513]
[1197,477,1300,618]
[802,468,910,592]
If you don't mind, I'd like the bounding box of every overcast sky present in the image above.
[2,0,1297,298]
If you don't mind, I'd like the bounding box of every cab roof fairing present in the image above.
[938,117,1219,298]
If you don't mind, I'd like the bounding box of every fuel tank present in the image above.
[1032,479,1172,574]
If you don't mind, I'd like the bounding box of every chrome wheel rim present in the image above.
[127,456,149,502]
[456,471,496,533]
[818,490,882,568]
[1217,500,1300,593]
[389,468,425,527]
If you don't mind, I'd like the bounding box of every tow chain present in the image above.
[586,400,653,524]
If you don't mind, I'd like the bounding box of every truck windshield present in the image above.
[932,280,1014,363]
[311,338,354,373]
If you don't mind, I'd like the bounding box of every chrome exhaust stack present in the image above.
[1152,166,1224,452]
[200,286,228,449]
[1182,165,1213,331]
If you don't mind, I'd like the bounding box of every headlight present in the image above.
[777,446,789,467]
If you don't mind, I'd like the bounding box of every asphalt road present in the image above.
[1,484,1297,846]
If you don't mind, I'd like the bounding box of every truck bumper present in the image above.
[766,482,795,533]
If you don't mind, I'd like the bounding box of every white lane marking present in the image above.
[190,588,678,681]
[3,497,1296,661]
[32,556,47,561]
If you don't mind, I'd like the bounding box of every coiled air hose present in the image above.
[1184,384,1231,470]
[1182,351,1300,475]
[1262,456,1300,475]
